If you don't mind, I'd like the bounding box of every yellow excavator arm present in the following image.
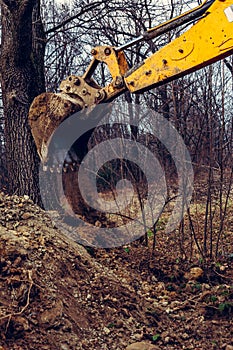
[125,0,233,93]
[29,0,233,162]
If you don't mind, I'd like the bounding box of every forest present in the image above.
[0,0,232,349]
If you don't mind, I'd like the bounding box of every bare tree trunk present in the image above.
[0,0,46,204]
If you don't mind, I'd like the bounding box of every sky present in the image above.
[55,0,70,3]
[54,0,179,5]
[54,0,197,9]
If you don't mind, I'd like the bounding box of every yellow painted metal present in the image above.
[125,0,233,93]
[89,45,129,79]
[146,0,209,35]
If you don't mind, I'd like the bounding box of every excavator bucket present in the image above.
[29,91,83,163]
[29,47,129,164]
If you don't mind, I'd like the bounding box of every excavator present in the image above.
[28,0,233,238]
[29,0,233,164]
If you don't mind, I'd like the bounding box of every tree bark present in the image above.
[0,0,46,204]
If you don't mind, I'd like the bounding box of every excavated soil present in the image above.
[0,192,232,350]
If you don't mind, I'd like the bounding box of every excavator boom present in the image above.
[125,0,233,93]
[29,0,233,162]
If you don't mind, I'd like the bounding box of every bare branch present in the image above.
[45,2,103,35]
[223,58,233,77]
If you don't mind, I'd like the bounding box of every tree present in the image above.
[0,0,102,203]
[0,0,45,204]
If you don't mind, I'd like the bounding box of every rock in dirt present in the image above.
[0,192,232,350]
[39,299,63,326]
[126,342,159,350]
[226,346,233,350]
[0,192,159,350]
[184,267,204,281]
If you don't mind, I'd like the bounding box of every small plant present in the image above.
[199,258,204,264]
[211,340,217,345]
[167,284,175,291]
[147,229,153,238]
[220,290,229,296]
[192,282,202,291]
[107,322,115,328]
[152,334,161,342]
[210,295,217,302]
[156,217,167,231]
[218,302,233,313]
[169,275,175,282]
[124,247,130,253]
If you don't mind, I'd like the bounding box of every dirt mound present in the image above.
[0,193,158,350]
[0,192,232,350]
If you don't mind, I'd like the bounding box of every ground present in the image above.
[0,190,232,350]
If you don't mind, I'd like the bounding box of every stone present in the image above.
[184,267,204,281]
[103,326,111,335]
[39,299,63,326]
[12,316,30,333]
[126,342,159,350]
[21,212,33,220]
[60,344,70,350]
[115,319,124,328]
